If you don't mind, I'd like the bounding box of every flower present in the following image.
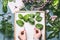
[46,10,49,13]
[50,15,57,21]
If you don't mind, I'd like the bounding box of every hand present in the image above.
[18,30,26,40]
[34,28,42,39]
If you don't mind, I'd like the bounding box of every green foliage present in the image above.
[46,12,60,39]
[1,0,59,39]
[2,0,8,13]
[45,0,60,39]
[0,13,13,40]
[25,2,32,10]
[5,22,13,38]
[0,20,6,34]
[0,20,13,38]
[47,32,55,39]
[2,0,13,13]
[52,0,59,7]
[22,0,45,10]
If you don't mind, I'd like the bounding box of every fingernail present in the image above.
[36,30,38,33]
[21,31,24,35]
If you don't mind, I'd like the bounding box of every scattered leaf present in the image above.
[16,20,24,27]
[36,23,43,30]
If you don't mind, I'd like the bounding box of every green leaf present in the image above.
[36,16,42,22]
[48,32,55,39]
[52,27,59,32]
[2,0,8,13]
[2,5,7,13]
[29,18,35,25]
[18,14,23,19]
[36,23,43,30]
[30,14,35,18]
[52,0,59,6]
[36,12,40,16]
[25,2,32,10]
[16,20,24,27]
[23,14,30,22]
[6,23,12,31]
[46,26,53,31]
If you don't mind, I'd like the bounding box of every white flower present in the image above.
[50,15,57,21]
[46,10,49,13]
[4,17,7,20]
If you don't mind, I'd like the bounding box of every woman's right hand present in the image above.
[34,28,42,39]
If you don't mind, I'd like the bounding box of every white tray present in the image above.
[14,11,45,40]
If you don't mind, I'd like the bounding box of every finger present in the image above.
[23,31,26,35]
[34,28,40,34]
[20,30,26,35]
[19,30,24,36]
[37,29,41,34]
[21,31,24,35]
[18,36,21,40]
[34,28,39,31]
[34,28,37,34]
[34,29,39,33]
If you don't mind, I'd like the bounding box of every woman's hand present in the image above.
[34,28,42,39]
[18,30,26,40]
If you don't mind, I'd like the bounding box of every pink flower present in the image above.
[50,15,57,21]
